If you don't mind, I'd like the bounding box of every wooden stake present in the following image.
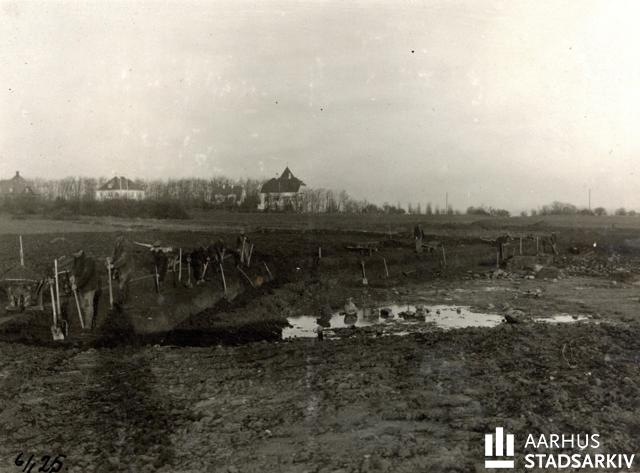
[441,246,447,268]
[201,261,209,281]
[49,280,64,341]
[382,257,389,278]
[178,248,182,281]
[247,244,254,266]
[72,286,85,329]
[361,260,368,286]
[154,265,160,294]
[536,237,539,255]
[237,266,255,288]
[106,258,113,309]
[50,280,57,326]
[19,235,24,267]
[54,259,61,316]
[219,263,227,295]
[318,247,322,259]
[519,236,523,255]
[263,262,273,280]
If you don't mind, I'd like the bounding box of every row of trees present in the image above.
[30,177,262,210]
[466,205,511,218]
[16,178,640,217]
[524,201,639,217]
[23,176,470,215]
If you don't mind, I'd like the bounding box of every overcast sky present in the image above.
[1,0,639,211]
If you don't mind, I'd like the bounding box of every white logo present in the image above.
[485,427,515,469]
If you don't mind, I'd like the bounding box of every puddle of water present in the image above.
[535,314,589,324]
[283,304,505,339]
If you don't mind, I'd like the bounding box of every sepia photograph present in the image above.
[1,0,639,471]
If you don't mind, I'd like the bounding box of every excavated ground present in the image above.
[1,222,640,472]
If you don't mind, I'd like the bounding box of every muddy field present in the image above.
[1,214,640,472]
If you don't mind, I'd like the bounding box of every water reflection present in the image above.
[283,304,507,339]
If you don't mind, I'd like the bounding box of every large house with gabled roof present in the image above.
[258,167,306,211]
[96,176,145,200]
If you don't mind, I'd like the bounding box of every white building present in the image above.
[258,167,306,211]
[96,176,145,200]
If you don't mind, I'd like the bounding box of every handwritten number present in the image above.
[48,455,66,473]
[14,453,65,473]
[38,456,51,472]
[22,455,34,472]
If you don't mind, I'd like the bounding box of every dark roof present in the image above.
[98,176,145,192]
[0,171,35,195]
[260,167,305,194]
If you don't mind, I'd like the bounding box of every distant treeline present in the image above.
[524,201,638,217]
[7,177,635,219]
[465,205,510,218]
[2,196,191,220]
[2,176,470,217]
[29,176,263,210]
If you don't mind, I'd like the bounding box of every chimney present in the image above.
[15,171,20,178]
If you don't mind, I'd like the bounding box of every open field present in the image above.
[6,211,640,237]
[1,213,640,471]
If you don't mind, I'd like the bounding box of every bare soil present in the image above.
[1,215,640,472]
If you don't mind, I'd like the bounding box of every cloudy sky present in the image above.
[1,0,639,211]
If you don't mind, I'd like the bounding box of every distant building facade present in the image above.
[258,167,306,211]
[0,171,35,197]
[96,176,145,200]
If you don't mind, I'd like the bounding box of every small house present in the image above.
[0,171,35,196]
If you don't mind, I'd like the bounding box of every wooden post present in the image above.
[536,237,539,255]
[19,236,24,267]
[201,261,209,282]
[263,262,273,280]
[187,258,192,286]
[496,249,500,269]
[442,246,447,268]
[382,257,389,278]
[49,279,57,326]
[519,237,523,255]
[178,248,182,282]
[247,244,254,266]
[219,262,227,295]
[237,267,255,288]
[318,247,322,259]
[106,258,113,309]
[361,260,368,286]
[54,259,61,316]
[154,265,160,294]
[72,286,85,329]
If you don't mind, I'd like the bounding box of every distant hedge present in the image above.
[1,196,190,220]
